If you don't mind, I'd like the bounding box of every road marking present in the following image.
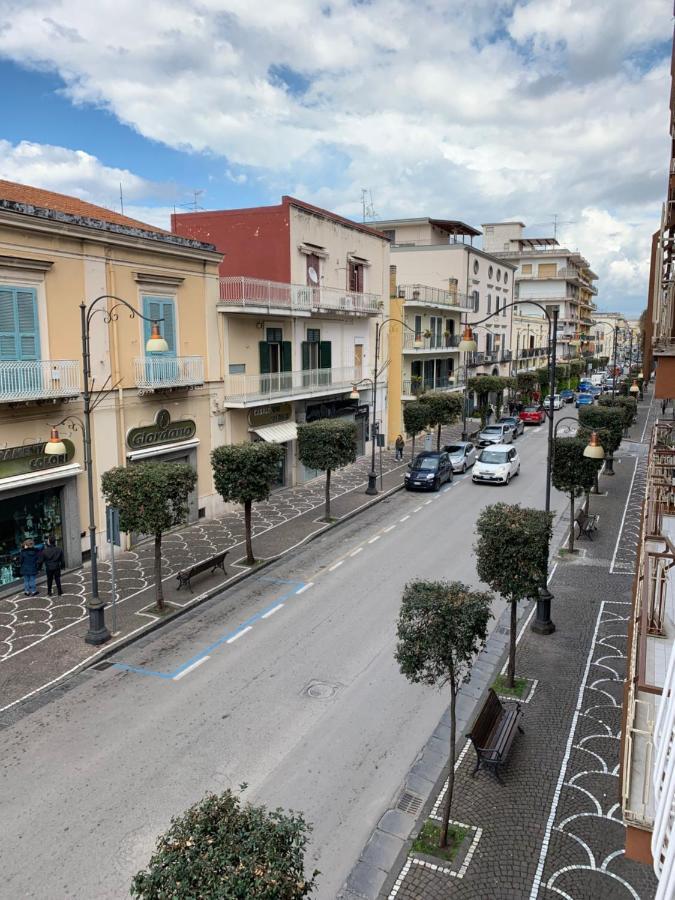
[261,603,284,619]
[350,548,363,557]
[173,657,209,680]
[400,515,410,522]
[329,560,344,571]
[424,499,433,505]
[295,582,313,594]
[383,525,396,533]
[413,506,423,513]
[368,535,381,544]
[226,626,252,644]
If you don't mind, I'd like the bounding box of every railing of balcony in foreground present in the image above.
[223,365,362,404]
[402,376,463,396]
[219,276,380,315]
[403,333,461,351]
[398,283,474,310]
[0,359,80,403]
[134,356,204,391]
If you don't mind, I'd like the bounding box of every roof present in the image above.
[514,237,559,248]
[0,178,217,252]
[482,221,526,228]
[374,216,481,237]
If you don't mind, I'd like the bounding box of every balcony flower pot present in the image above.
[412,290,420,300]
[424,330,432,338]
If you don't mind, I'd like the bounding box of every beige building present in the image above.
[511,305,550,373]
[0,179,222,586]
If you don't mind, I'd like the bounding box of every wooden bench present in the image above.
[576,509,599,541]
[467,688,524,784]
[176,550,228,592]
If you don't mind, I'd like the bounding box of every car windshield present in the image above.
[479,450,509,464]
[445,445,462,454]
[523,407,538,413]
[483,426,502,434]
[414,457,438,470]
[499,418,516,424]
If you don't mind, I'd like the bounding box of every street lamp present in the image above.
[47,295,168,645]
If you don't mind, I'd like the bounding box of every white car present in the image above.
[549,394,563,411]
[443,441,477,473]
[472,445,521,485]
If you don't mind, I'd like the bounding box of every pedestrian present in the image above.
[395,434,405,461]
[19,538,42,597]
[42,535,65,597]
[486,404,494,424]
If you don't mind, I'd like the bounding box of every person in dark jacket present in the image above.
[19,539,41,596]
[395,434,405,461]
[42,536,64,597]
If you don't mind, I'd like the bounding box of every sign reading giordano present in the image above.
[248,403,292,428]
[0,439,75,479]
[127,409,197,450]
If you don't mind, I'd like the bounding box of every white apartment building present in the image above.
[511,306,550,373]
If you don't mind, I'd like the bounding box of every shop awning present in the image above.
[250,422,298,443]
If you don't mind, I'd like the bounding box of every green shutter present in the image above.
[301,341,310,370]
[281,341,292,372]
[259,341,270,374]
[319,341,332,369]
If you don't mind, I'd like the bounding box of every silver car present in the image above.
[477,424,513,447]
[443,441,477,473]
[497,416,524,438]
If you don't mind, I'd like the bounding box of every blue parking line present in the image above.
[112,578,308,680]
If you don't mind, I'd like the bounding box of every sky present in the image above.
[0,0,671,318]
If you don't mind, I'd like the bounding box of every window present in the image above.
[521,264,532,275]
[430,316,443,348]
[0,286,40,360]
[485,226,494,233]
[538,263,557,277]
[382,229,395,243]
[496,269,501,282]
[143,296,176,356]
[473,260,479,275]
[306,254,321,286]
[496,296,500,314]
[229,363,246,375]
[348,260,364,293]
[504,272,508,285]
[487,294,492,314]
[306,328,321,343]
[488,265,494,278]
[305,328,320,368]
[473,291,479,312]
[414,314,422,338]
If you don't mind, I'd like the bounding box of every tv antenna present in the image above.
[361,189,378,223]
[529,214,576,240]
[177,189,205,212]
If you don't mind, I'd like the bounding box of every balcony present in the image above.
[223,365,362,407]
[398,283,473,310]
[134,356,204,392]
[519,347,547,359]
[0,359,80,404]
[403,333,461,353]
[219,276,380,316]
[402,376,464,398]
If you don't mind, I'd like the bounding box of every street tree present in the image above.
[297,419,357,521]
[403,401,430,459]
[569,359,584,386]
[475,503,552,688]
[578,405,624,476]
[599,395,638,431]
[419,391,462,450]
[211,442,285,565]
[131,789,318,899]
[551,438,600,553]
[467,375,511,426]
[516,371,539,403]
[395,580,491,849]
[101,462,197,612]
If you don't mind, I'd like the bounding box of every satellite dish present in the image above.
[308,266,319,284]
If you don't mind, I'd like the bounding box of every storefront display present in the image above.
[0,487,63,586]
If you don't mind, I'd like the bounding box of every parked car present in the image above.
[443,441,477,473]
[588,386,602,399]
[477,424,513,447]
[519,405,545,425]
[547,394,563,411]
[404,451,453,491]
[591,374,605,387]
[498,415,524,438]
[472,445,521,485]
[576,393,594,409]
[560,389,575,404]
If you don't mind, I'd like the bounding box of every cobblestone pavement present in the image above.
[384,395,658,900]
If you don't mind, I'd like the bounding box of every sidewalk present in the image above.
[340,392,658,900]
[0,422,471,716]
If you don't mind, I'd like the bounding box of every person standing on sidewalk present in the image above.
[42,536,64,597]
[19,539,42,597]
[395,434,405,461]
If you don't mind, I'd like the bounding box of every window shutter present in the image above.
[301,341,310,370]
[161,301,176,356]
[16,289,39,359]
[143,296,176,355]
[259,342,270,374]
[319,341,332,369]
[281,341,292,372]
[0,288,18,360]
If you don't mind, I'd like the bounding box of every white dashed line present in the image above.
[383,525,396,533]
[226,626,252,644]
[368,536,381,544]
[400,515,410,522]
[424,499,433,506]
[413,506,423,513]
[350,547,363,557]
[261,603,284,619]
[295,582,313,594]
[173,657,209,680]
[329,560,344,571]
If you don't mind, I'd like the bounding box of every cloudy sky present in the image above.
[0,0,671,317]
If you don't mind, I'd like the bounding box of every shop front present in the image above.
[248,402,295,488]
[0,439,81,589]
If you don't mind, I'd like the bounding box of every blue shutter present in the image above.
[0,287,39,360]
[0,288,18,360]
[142,296,176,356]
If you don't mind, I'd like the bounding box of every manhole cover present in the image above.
[397,791,423,815]
[304,680,341,699]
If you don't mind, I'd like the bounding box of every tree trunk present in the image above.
[436,423,442,452]
[507,600,517,688]
[568,492,575,553]
[440,678,457,849]
[605,453,615,475]
[325,468,331,521]
[244,499,254,565]
[154,533,164,611]
[411,434,416,460]
[591,469,600,494]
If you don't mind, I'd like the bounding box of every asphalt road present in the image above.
[1,417,569,900]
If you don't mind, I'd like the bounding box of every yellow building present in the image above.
[0,179,222,587]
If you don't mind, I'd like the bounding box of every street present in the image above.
[1,419,568,900]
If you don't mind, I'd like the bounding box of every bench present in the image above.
[176,550,228,592]
[576,509,599,541]
[467,688,524,784]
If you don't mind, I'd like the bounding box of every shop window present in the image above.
[0,487,63,586]
[0,285,40,361]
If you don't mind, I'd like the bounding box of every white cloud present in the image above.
[0,0,670,315]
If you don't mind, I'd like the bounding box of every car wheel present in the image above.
[462,462,467,474]
[516,465,520,476]
[505,474,511,485]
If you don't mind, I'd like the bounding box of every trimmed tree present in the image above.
[516,371,539,403]
[100,462,197,612]
[467,375,511,427]
[551,438,601,553]
[569,358,584,387]
[297,419,357,521]
[395,580,491,849]
[598,394,638,431]
[419,391,463,450]
[535,365,550,397]
[403,401,430,460]
[475,503,552,688]
[578,405,624,476]
[211,442,285,565]
[131,789,317,899]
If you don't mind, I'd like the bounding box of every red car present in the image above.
[519,405,545,425]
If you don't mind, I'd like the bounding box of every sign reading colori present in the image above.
[127,409,196,450]
[248,403,292,428]
[0,439,75,480]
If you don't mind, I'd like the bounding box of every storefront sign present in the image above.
[127,409,196,450]
[0,439,75,479]
[248,402,292,428]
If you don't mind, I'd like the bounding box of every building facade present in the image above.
[511,305,550,374]
[172,196,390,484]
[0,179,222,585]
